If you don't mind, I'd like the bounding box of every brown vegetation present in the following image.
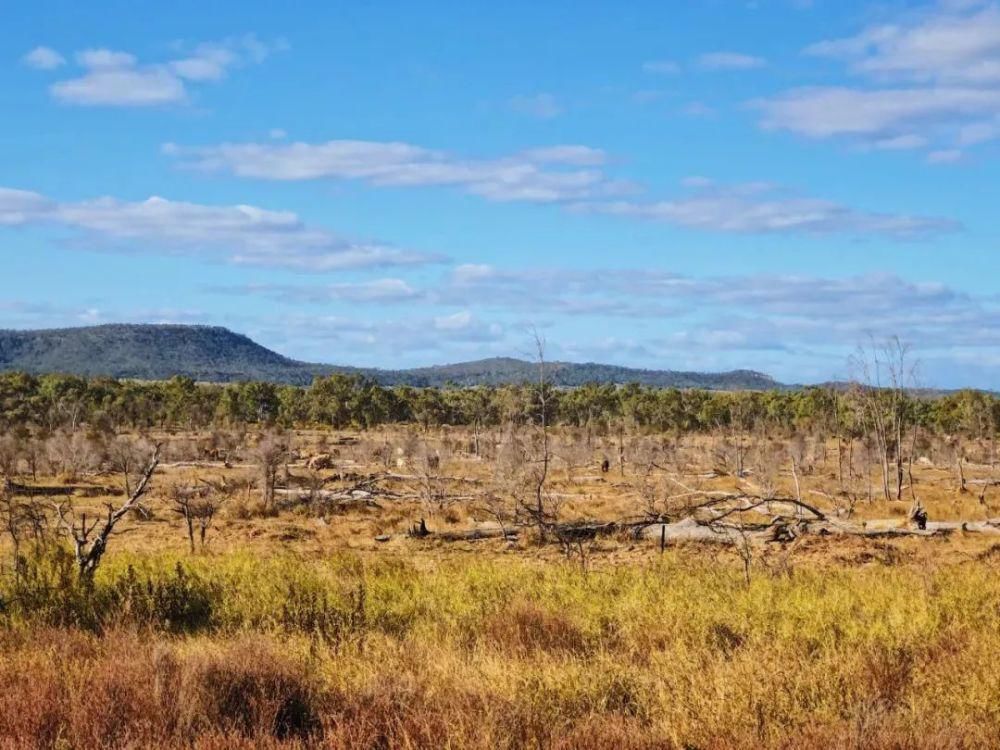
[2,410,1000,747]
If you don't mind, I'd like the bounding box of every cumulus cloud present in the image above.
[36,35,281,107]
[0,186,440,271]
[571,179,958,238]
[164,139,629,203]
[760,2,1000,154]
[22,46,65,70]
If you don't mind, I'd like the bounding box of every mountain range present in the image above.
[0,324,782,390]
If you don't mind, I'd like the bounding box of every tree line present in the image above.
[0,370,997,438]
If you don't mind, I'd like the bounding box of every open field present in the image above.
[2,419,1000,748]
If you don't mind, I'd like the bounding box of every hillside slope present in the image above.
[0,325,781,389]
[0,325,332,384]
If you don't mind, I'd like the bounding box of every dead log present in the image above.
[435,527,518,542]
[639,518,759,545]
[3,480,122,498]
[805,521,945,538]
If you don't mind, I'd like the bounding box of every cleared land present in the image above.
[2,422,1000,748]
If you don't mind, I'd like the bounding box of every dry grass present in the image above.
[2,425,1000,747]
[1,549,999,748]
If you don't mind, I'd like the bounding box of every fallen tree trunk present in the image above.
[435,527,518,542]
[638,516,1000,546]
[805,521,945,538]
[3,480,122,498]
[399,520,517,542]
[273,488,382,510]
[638,518,753,545]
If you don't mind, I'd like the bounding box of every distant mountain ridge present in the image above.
[0,324,782,390]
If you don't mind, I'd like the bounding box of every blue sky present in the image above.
[2,0,999,387]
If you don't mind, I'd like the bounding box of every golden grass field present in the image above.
[2,425,1000,748]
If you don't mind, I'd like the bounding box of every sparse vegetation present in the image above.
[2,348,1000,748]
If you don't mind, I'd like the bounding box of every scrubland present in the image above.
[1,417,1000,749]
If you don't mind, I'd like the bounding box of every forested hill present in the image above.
[0,324,782,390]
[401,357,779,389]
[0,325,326,384]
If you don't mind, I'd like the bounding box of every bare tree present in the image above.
[53,444,160,581]
[255,431,289,513]
[46,430,100,482]
[519,331,554,541]
[850,336,916,502]
[170,477,229,553]
[106,434,153,497]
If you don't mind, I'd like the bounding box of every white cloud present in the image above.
[45,35,279,107]
[215,278,422,303]
[757,86,1000,138]
[440,265,972,320]
[22,46,65,70]
[169,44,237,82]
[165,139,627,204]
[0,186,441,271]
[53,64,187,107]
[76,49,137,69]
[697,51,767,70]
[508,93,562,119]
[761,3,1000,154]
[166,141,957,237]
[0,187,54,225]
[806,4,1000,84]
[0,300,222,330]
[517,145,607,166]
[572,179,958,238]
[433,310,474,330]
[958,118,1000,144]
[268,311,508,357]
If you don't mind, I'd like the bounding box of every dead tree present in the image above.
[255,432,288,512]
[54,444,160,581]
[850,337,915,502]
[169,479,227,553]
[518,331,554,541]
[105,435,152,497]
